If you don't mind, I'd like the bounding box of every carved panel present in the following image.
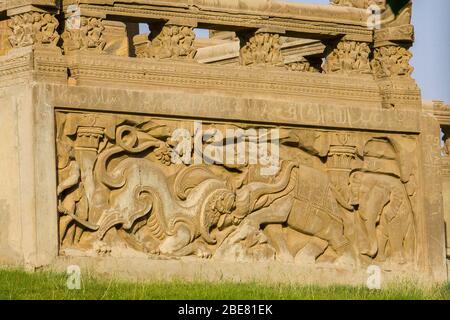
[372,45,413,78]
[134,24,196,60]
[62,17,106,52]
[322,40,372,75]
[55,110,421,271]
[7,12,59,48]
[239,32,283,67]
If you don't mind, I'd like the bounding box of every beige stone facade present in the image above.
[0,0,448,283]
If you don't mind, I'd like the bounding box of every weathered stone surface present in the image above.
[0,0,448,283]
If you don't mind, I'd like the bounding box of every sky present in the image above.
[283,0,450,103]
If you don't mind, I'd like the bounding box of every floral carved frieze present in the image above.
[322,40,372,75]
[8,12,59,48]
[56,111,420,270]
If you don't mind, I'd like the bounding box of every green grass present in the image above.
[0,268,449,300]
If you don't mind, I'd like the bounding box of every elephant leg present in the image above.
[359,185,390,257]
[244,196,293,227]
[158,224,192,255]
[264,224,294,263]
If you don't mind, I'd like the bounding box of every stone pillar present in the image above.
[133,22,197,60]
[442,126,450,259]
[238,30,284,67]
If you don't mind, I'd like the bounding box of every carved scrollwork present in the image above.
[7,12,59,48]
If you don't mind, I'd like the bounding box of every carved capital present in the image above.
[134,23,196,60]
[239,31,283,67]
[322,40,372,75]
[62,17,106,53]
[7,12,59,48]
[371,45,413,78]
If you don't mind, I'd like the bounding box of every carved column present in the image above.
[7,10,59,50]
[238,30,284,67]
[327,145,357,205]
[133,22,197,60]
[322,39,372,75]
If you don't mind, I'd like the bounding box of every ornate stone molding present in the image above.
[7,11,59,49]
[134,24,196,60]
[239,32,283,67]
[62,17,106,52]
[372,45,413,78]
[322,40,372,75]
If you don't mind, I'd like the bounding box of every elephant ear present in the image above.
[173,165,220,200]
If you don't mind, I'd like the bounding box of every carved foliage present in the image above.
[322,40,372,75]
[239,32,283,67]
[62,17,106,52]
[135,24,196,60]
[371,45,413,78]
[8,12,59,48]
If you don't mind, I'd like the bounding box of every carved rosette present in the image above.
[239,32,284,67]
[135,24,197,60]
[62,17,106,52]
[371,45,414,78]
[7,12,59,48]
[322,40,372,75]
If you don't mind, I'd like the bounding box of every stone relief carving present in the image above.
[7,12,59,48]
[371,45,413,77]
[239,32,283,67]
[62,17,106,52]
[322,40,372,75]
[56,111,419,270]
[134,24,196,60]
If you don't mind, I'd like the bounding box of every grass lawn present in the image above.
[0,268,449,300]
